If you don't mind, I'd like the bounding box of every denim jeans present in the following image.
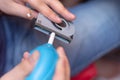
[0,0,120,76]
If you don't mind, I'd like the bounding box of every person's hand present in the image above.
[53,47,70,80]
[0,0,75,23]
[0,47,70,80]
[0,51,39,80]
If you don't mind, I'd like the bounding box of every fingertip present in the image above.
[57,46,63,50]
[33,50,40,57]
[31,50,40,62]
[65,12,76,21]
[54,16,62,23]
[57,46,64,53]
[57,46,67,59]
[70,14,76,20]
[23,51,30,59]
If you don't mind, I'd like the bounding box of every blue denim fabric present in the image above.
[0,17,6,76]
[0,0,120,76]
[67,0,120,76]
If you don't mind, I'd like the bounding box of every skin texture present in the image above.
[0,0,75,23]
[0,47,70,80]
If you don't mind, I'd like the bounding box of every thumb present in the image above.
[57,47,70,80]
[6,2,38,20]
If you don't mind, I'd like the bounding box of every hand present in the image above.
[0,47,70,80]
[0,51,39,80]
[0,0,75,23]
[53,47,70,80]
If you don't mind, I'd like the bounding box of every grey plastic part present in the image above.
[34,14,75,43]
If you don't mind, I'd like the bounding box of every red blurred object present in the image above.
[71,64,97,80]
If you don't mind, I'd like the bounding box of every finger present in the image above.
[30,50,39,63]
[53,47,66,80]
[22,51,39,66]
[21,51,30,62]
[57,47,70,80]
[57,47,66,58]
[20,53,34,76]
[53,58,65,80]
[23,51,30,59]
[47,0,76,21]
[8,2,38,20]
[26,0,62,23]
[65,58,70,80]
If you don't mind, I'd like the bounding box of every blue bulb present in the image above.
[26,43,58,80]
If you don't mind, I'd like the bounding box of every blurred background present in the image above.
[94,46,120,80]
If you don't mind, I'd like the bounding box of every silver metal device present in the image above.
[34,13,75,43]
